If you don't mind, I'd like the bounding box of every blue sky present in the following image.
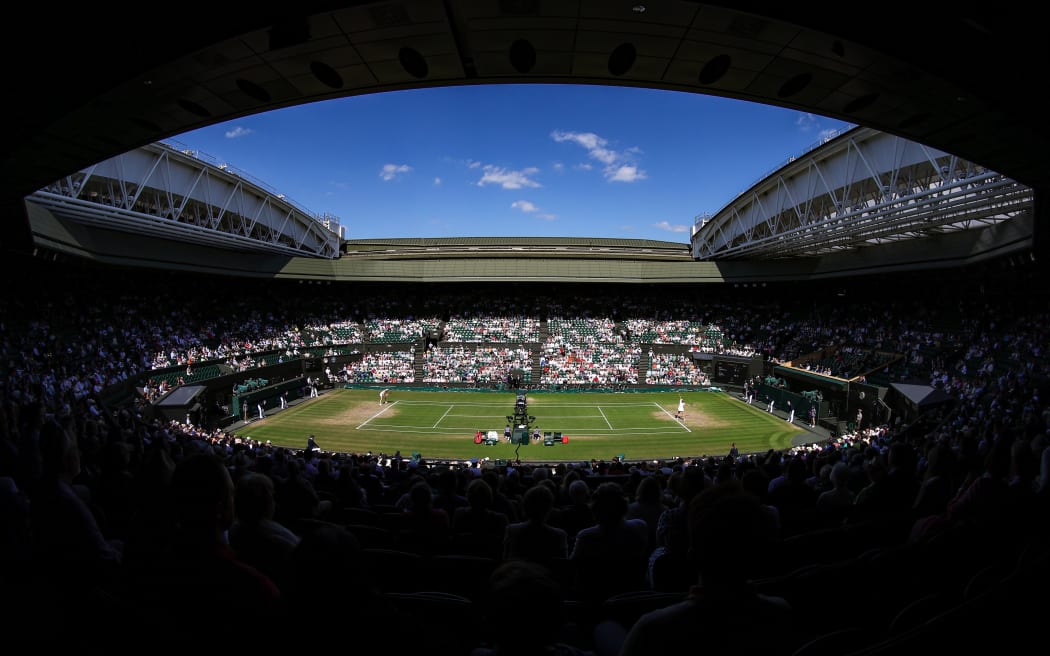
[173,84,851,242]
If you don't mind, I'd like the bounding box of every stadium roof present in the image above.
[3,1,1047,266]
[344,236,689,251]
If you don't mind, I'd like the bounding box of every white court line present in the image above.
[448,413,608,419]
[363,426,688,437]
[356,400,398,430]
[388,400,662,408]
[359,423,687,433]
[654,402,691,432]
[357,398,689,433]
[388,400,521,407]
[531,402,661,408]
[433,405,454,428]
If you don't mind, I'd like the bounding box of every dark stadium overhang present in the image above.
[29,200,1032,282]
[3,2,1050,255]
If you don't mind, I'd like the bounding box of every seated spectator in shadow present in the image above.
[740,468,780,535]
[0,474,35,635]
[0,476,32,578]
[503,483,568,562]
[570,481,649,606]
[312,455,340,500]
[815,462,856,528]
[471,559,595,656]
[93,440,137,543]
[912,441,958,519]
[850,446,911,526]
[648,464,706,591]
[30,419,123,589]
[626,475,667,556]
[334,459,369,509]
[883,441,921,515]
[914,434,1023,544]
[1034,444,1050,524]
[615,483,793,656]
[766,456,818,536]
[482,469,520,523]
[275,458,331,534]
[398,479,451,555]
[452,478,510,557]
[557,469,583,506]
[552,479,595,542]
[433,466,469,515]
[283,523,404,650]
[120,436,177,569]
[228,471,300,592]
[126,453,281,646]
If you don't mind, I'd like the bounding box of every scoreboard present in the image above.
[713,358,750,385]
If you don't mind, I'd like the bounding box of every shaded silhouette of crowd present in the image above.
[1,256,1049,653]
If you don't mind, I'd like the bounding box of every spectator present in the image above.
[617,483,792,656]
[398,480,451,555]
[503,484,568,562]
[626,475,666,555]
[228,471,300,592]
[815,462,855,528]
[552,478,595,541]
[570,482,649,605]
[649,464,706,590]
[453,478,510,542]
[472,560,595,656]
[30,419,123,587]
[126,453,281,645]
[766,456,818,536]
[283,524,404,650]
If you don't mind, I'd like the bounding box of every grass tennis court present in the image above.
[230,388,808,462]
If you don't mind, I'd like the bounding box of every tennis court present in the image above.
[232,388,805,462]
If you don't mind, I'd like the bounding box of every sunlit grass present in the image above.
[231,387,806,462]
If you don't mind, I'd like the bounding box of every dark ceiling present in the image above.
[4,1,1047,253]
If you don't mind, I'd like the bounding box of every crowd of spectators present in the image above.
[2,258,1050,651]
[342,350,416,384]
[2,390,1047,651]
[645,352,710,386]
[423,346,532,385]
[443,313,541,343]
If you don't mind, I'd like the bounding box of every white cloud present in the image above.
[224,126,253,139]
[552,162,564,172]
[467,160,482,169]
[796,113,820,131]
[511,200,555,220]
[551,130,617,165]
[653,220,689,233]
[551,129,646,182]
[819,128,838,142]
[380,163,412,181]
[608,165,647,183]
[477,165,541,190]
[433,177,442,186]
